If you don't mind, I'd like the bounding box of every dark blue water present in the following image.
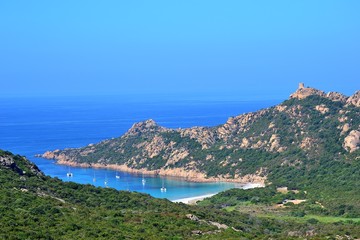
[0,96,281,200]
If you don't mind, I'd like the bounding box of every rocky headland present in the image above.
[39,83,360,184]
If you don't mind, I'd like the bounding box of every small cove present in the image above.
[1,96,280,200]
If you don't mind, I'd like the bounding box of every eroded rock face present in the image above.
[144,135,166,158]
[346,91,360,107]
[344,130,360,152]
[0,154,44,176]
[326,92,348,102]
[180,127,215,149]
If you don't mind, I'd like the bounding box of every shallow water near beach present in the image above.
[0,96,280,200]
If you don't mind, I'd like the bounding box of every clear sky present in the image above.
[1,1,359,100]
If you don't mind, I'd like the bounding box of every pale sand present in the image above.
[172,193,216,204]
[172,182,264,204]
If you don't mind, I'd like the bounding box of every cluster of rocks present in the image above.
[1,154,43,177]
[291,82,360,108]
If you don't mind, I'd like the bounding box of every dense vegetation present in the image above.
[43,92,360,219]
[21,88,360,238]
[2,150,360,239]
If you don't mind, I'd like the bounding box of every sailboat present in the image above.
[141,174,146,186]
[92,170,96,182]
[116,171,120,179]
[66,166,73,177]
[160,179,166,192]
[104,172,108,187]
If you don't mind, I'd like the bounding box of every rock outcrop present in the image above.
[346,91,360,107]
[326,92,348,103]
[290,83,326,100]
[1,152,43,176]
[344,130,360,153]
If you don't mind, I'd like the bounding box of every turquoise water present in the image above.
[0,96,280,200]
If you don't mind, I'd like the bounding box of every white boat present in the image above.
[141,174,146,185]
[67,167,73,177]
[104,172,108,187]
[116,172,120,179]
[160,179,166,192]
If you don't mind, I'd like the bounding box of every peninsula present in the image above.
[40,83,360,186]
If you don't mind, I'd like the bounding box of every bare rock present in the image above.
[144,135,166,158]
[326,92,348,102]
[346,91,360,107]
[343,130,360,152]
[180,127,215,149]
[186,214,199,221]
[269,134,281,152]
[240,138,250,148]
[125,119,165,136]
[341,123,350,135]
[208,221,228,230]
[290,83,326,100]
[301,137,315,150]
[315,104,329,114]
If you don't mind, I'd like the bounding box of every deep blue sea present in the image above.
[0,96,281,201]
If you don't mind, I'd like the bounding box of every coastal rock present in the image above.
[42,150,60,159]
[343,130,360,152]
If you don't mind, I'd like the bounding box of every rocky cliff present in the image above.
[40,84,360,183]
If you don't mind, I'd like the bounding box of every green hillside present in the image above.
[2,150,360,239]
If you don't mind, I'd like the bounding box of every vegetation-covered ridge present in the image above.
[2,149,360,239]
[41,83,360,183]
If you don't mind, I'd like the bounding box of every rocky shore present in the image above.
[38,83,359,187]
[40,153,266,185]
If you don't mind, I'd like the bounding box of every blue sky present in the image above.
[0,1,359,100]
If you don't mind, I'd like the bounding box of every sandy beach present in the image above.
[172,182,264,204]
[172,193,216,204]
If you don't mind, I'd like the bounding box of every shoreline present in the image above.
[38,151,266,184]
[172,183,264,204]
[172,193,216,204]
[48,158,266,185]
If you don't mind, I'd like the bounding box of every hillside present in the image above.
[0,150,249,239]
[2,150,360,239]
[41,83,360,183]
